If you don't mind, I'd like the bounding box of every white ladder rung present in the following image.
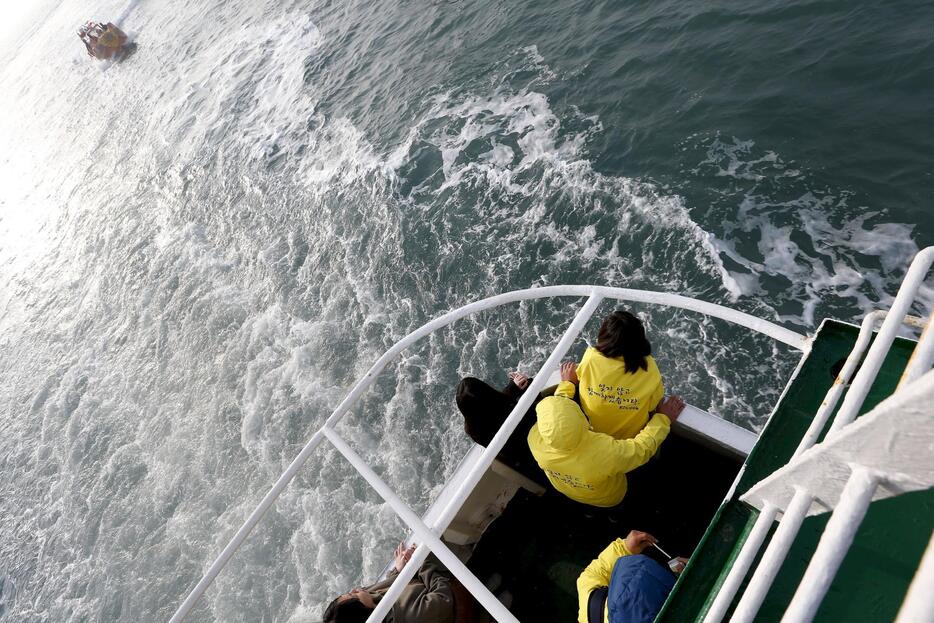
[702,503,779,623]
[729,487,815,623]
[780,467,880,623]
[829,246,934,436]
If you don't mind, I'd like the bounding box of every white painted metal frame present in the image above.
[792,311,925,460]
[168,286,807,623]
[828,246,934,435]
[728,488,816,623]
[780,467,880,623]
[704,309,929,623]
[701,502,778,623]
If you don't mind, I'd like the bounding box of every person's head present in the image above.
[456,377,516,446]
[323,589,375,623]
[595,310,651,373]
[534,395,588,451]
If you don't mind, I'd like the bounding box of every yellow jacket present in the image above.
[576,538,633,623]
[577,347,664,439]
[526,385,670,507]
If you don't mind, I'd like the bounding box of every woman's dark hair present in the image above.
[323,596,373,623]
[455,377,515,447]
[595,310,651,373]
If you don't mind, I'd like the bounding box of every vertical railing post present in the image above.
[780,467,880,623]
[729,488,815,623]
[829,247,934,435]
[702,503,779,623]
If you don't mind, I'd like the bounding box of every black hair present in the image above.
[595,310,651,373]
[455,377,516,447]
[322,596,373,623]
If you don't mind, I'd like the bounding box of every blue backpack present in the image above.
[606,555,676,623]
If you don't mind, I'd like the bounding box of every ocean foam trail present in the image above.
[0,5,923,623]
[113,0,142,27]
[689,134,930,328]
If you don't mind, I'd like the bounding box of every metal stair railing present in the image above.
[166,286,808,623]
[701,246,934,623]
[826,246,934,435]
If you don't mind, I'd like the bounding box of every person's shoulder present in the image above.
[645,356,660,374]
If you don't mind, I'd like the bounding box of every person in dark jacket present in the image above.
[455,372,545,483]
[323,543,455,623]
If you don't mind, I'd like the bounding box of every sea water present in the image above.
[0,0,932,620]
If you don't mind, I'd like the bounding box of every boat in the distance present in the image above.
[77,22,133,61]
[168,247,934,623]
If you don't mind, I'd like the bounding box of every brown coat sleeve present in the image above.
[393,555,455,623]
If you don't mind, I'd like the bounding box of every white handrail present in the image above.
[900,310,934,387]
[829,246,934,435]
[168,287,805,622]
[702,503,779,623]
[792,311,886,459]
[729,488,815,623]
[792,311,924,459]
[781,467,880,623]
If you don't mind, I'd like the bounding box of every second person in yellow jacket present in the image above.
[527,363,684,507]
[571,309,665,439]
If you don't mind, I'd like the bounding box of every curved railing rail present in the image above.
[168,286,808,623]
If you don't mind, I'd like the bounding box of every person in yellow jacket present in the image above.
[577,530,688,623]
[527,363,684,507]
[567,310,665,439]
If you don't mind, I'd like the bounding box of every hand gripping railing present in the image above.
[168,286,807,623]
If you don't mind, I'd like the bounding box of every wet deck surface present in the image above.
[465,431,743,622]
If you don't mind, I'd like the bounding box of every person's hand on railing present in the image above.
[507,371,530,390]
[655,395,685,422]
[393,541,416,572]
[560,361,578,383]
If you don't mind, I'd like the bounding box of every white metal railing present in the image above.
[827,246,934,435]
[792,311,925,460]
[702,246,934,623]
[167,286,807,623]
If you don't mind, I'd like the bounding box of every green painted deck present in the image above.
[658,319,932,623]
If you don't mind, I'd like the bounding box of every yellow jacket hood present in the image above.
[535,395,588,451]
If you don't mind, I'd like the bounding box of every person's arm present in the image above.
[365,568,400,593]
[603,412,672,473]
[555,362,577,399]
[409,555,455,620]
[576,539,631,623]
[504,372,530,399]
